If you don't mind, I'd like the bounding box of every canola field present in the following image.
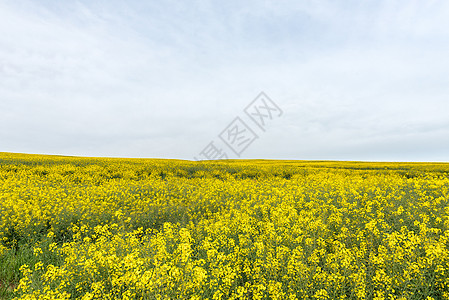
[1,153,449,300]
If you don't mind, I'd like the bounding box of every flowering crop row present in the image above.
[1,153,449,299]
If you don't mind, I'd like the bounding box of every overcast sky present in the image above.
[1,0,448,161]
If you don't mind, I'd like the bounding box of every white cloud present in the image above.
[0,0,448,161]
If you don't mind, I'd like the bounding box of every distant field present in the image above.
[1,152,449,299]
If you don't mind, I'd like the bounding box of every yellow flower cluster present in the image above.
[1,153,449,299]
